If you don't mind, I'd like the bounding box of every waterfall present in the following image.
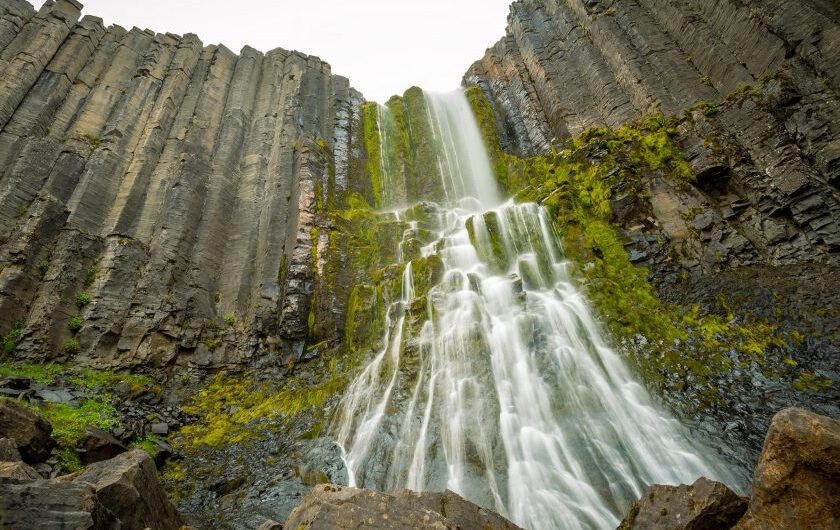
[332,89,739,530]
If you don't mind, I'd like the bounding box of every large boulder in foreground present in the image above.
[74,449,183,530]
[734,407,840,530]
[285,484,522,530]
[0,397,54,463]
[617,477,747,530]
[0,479,121,529]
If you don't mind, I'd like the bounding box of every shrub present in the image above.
[75,292,91,308]
[68,317,83,334]
[224,313,235,327]
[64,338,80,354]
[37,260,49,274]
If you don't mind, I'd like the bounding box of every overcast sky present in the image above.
[33,0,512,102]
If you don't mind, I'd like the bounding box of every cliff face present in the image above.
[0,0,367,371]
[468,0,839,465]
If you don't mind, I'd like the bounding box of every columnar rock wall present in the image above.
[467,0,840,157]
[0,0,366,371]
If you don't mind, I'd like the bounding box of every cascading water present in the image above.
[332,89,740,529]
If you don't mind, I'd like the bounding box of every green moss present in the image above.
[130,435,161,456]
[362,102,384,207]
[37,399,120,448]
[205,337,223,351]
[0,361,62,384]
[179,370,349,449]
[66,368,153,391]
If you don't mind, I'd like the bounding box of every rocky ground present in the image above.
[5,401,835,530]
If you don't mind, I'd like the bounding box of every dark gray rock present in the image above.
[80,425,127,464]
[0,478,121,529]
[74,449,184,530]
[0,397,54,463]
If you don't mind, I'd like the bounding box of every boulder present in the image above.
[0,478,121,529]
[0,397,55,463]
[0,460,42,482]
[74,449,183,530]
[284,484,522,530]
[617,477,747,529]
[734,408,840,530]
[80,425,128,464]
[0,436,22,461]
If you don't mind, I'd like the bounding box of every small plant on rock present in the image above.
[224,313,235,327]
[63,338,80,354]
[68,317,83,334]
[37,260,49,275]
[75,292,91,308]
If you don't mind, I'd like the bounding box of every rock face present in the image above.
[618,477,748,530]
[0,0,367,371]
[284,484,523,530]
[0,397,54,463]
[74,449,184,530]
[734,408,840,530]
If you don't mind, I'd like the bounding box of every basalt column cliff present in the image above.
[0,0,367,371]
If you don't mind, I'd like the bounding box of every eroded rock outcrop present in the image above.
[284,484,523,530]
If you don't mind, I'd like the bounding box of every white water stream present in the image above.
[332,89,738,529]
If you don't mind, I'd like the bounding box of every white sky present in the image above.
[33,0,512,102]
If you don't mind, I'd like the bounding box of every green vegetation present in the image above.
[2,320,24,356]
[84,266,97,286]
[179,365,348,449]
[75,292,91,308]
[37,260,50,275]
[130,434,161,456]
[63,338,80,354]
[38,399,119,448]
[68,316,84,333]
[204,337,223,350]
[0,361,157,472]
[0,361,62,384]
[224,313,235,327]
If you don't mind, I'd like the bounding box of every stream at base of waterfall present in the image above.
[331,89,742,530]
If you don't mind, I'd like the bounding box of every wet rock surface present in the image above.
[285,484,523,530]
[618,477,747,530]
